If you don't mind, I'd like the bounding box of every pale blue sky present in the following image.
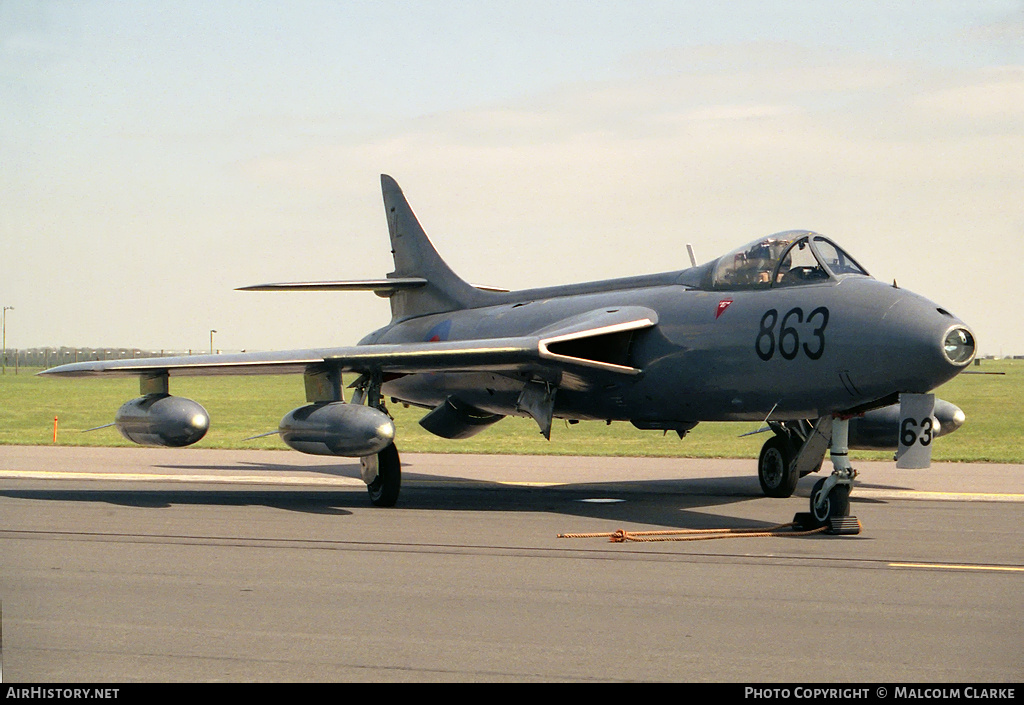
[2,1,1023,354]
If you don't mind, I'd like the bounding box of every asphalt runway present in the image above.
[1,446,1021,682]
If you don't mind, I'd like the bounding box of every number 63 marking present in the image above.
[901,417,933,447]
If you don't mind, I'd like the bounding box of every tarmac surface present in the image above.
[1,445,1021,682]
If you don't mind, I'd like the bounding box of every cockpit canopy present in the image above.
[707,231,868,290]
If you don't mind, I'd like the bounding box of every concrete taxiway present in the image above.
[1,446,1021,682]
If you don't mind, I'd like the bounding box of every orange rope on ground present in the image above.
[558,522,829,542]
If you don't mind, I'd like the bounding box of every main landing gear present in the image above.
[758,434,799,498]
[757,418,828,498]
[352,371,401,507]
[360,442,402,507]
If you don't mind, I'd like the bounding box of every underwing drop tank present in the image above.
[279,402,395,457]
[115,394,210,447]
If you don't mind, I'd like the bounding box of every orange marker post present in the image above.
[53,416,58,443]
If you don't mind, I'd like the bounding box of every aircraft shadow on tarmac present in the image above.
[1,458,884,531]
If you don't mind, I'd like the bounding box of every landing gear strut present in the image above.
[352,371,401,507]
[806,415,858,530]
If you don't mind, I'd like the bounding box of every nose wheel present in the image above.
[810,476,850,523]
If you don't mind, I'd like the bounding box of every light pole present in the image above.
[210,329,217,354]
[2,306,12,374]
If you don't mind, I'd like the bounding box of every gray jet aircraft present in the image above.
[41,175,976,525]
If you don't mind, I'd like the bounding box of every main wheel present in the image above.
[809,477,850,524]
[758,435,798,498]
[366,443,401,507]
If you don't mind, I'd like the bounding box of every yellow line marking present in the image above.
[0,470,363,486]
[856,488,1024,502]
[889,562,1024,573]
[0,470,566,488]
[493,481,564,487]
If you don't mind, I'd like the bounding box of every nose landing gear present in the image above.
[796,415,860,534]
[759,415,860,534]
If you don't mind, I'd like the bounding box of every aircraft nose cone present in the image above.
[876,294,976,393]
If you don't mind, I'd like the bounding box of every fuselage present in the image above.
[366,264,973,426]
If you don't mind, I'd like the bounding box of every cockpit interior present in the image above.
[706,231,868,290]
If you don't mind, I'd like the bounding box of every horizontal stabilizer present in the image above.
[238,279,509,296]
[237,278,427,298]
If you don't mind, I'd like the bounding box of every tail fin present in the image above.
[381,174,490,320]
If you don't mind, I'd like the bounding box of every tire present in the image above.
[809,477,850,524]
[367,443,401,507]
[758,435,798,498]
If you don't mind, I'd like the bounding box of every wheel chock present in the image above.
[792,512,861,535]
[827,515,861,535]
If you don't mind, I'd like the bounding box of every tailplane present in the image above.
[381,174,490,320]
[238,175,497,321]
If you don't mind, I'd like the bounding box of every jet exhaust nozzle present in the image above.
[279,402,395,457]
[114,394,210,447]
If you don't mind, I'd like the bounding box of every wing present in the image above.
[41,307,657,442]
[39,306,658,382]
[37,337,543,378]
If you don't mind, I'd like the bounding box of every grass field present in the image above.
[1,360,1021,462]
